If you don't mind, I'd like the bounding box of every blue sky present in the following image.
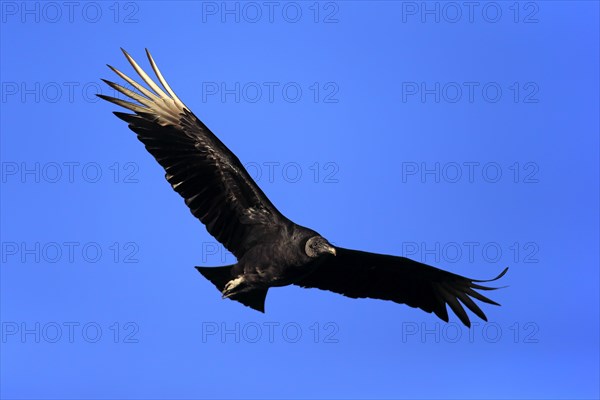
[1,1,599,399]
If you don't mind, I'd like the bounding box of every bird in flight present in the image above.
[98,49,508,327]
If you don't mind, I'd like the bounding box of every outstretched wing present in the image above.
[296,247,508,327]
[98,49,288,259]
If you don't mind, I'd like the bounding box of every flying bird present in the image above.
[98,49,508,327]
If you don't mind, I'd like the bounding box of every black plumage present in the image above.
[98,49,508,327]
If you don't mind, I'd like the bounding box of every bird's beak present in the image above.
[326,245,337,256]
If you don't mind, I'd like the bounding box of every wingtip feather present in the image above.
[121,48,169,98]
[144,47,187,109]
[97,94,146,113]
[472,267,509,283]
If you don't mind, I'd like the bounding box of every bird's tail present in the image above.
[195,266,268,313]
[196,265,234,292]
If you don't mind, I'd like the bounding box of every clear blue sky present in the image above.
[1,1,598,399]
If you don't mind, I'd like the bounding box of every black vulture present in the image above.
[98,49,508,327]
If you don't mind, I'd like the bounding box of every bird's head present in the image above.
[305,236,337,258]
